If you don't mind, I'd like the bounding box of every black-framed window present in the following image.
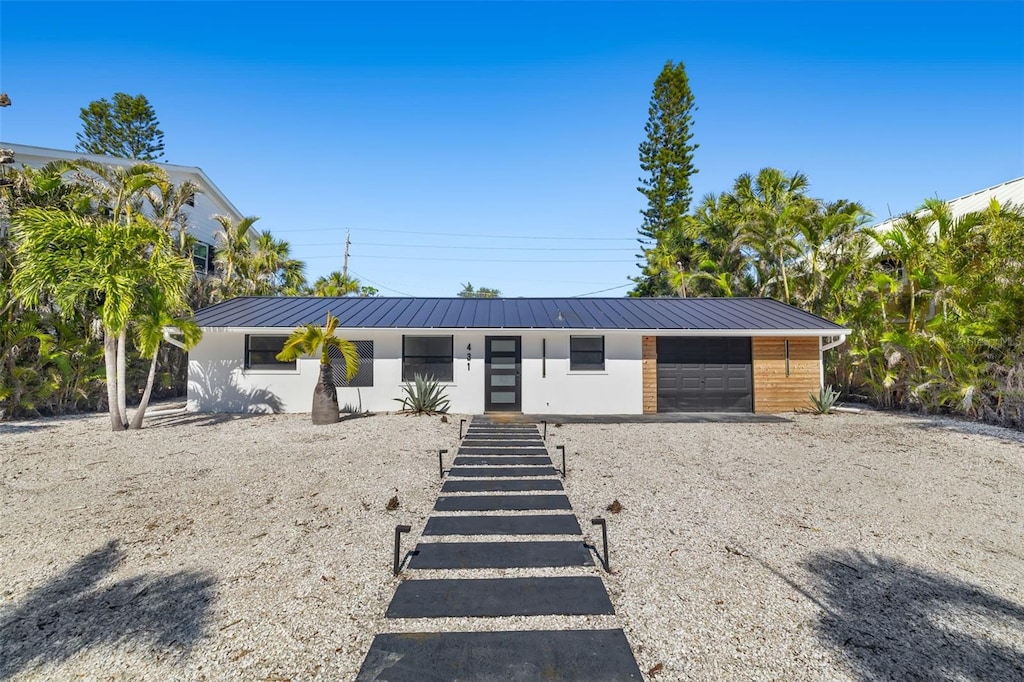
[570,335,605,371]
[402,335,453,382]
[330,340,373,387]
[244,335,295,371]
[192,242,213,274]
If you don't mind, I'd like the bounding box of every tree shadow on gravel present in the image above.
[0,540,216,678]
[0,422,58,435]
[802,550,1024,680]
[146,410,268,429]
[902,415,1024,445]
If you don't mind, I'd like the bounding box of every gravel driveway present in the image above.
[1,409,1021,680]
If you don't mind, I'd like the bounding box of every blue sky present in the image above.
[2,1,1022,297]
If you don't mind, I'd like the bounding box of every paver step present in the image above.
[458,447,549,455]
[460,439,542,447]
[464,430,544,436]
[453,455,551,466]
[458,446,552,456]
[356,629,642,681]
[448,466,558,478]
[434,494,571,512]
[408,540,593,569]
[464,433,540,440]
[423,514,581,536]
[441,478,563,492]
[385,576,614,618]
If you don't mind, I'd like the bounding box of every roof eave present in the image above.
[198,325,852,336]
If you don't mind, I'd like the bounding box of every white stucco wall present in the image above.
[188,328,643,415]
[519,331,642,414]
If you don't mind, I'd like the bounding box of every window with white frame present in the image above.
[569,335,605,371]
[192,242,214,274]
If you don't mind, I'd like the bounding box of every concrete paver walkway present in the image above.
[356,419,642,680]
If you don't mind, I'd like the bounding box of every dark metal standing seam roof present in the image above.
[192,297,851,333]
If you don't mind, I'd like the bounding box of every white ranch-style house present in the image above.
[188,297,851,415]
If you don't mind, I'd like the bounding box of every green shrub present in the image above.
[809,384,841,414]
[394,373,451,415]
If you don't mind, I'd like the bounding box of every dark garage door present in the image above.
[656,337,752,413]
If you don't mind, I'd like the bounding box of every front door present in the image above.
[485,336,521,411]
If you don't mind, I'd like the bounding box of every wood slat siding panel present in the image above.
[642,335,657,414]
[752,337,820,413]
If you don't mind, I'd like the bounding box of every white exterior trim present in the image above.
[200,326,853,337]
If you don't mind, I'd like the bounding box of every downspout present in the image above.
[821,334,847,352]
[820,334,847,389]
[163,326,187,350]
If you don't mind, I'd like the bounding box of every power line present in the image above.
[293,241,632,252]
[346,268,414,297]
[304,254,627,263]
[570,283,633,297]
[281,226,636,241]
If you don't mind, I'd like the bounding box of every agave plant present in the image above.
[394,373,451,415]
[809,384,841,415]
[276,312,358,424]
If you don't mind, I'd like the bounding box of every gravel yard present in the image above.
[1,409,1022,680]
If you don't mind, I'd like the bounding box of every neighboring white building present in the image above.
[189,296,851,416]
[0,142,248,274]
[870,176,1024,234]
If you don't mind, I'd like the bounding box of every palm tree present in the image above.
[147,178,200,240]
[686,193,753,297]
[726,168,815,302]
[793,199,870,315]
[314,271,362,297]
[72,159,168,225]
[276,312,358,424]
[128,287,202,429]
[250,230,306,295]
[212,214,259,298]
[11,208,191,431]
[869,209,933,334]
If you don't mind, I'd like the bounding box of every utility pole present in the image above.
[342,229,351,278]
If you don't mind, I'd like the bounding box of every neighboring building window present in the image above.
[570,335,605,371]
[402,335,453,382]
[192,242,214,274]
[244,335,295,371]
[330,341,373,387]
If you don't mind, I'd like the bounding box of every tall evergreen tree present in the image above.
[76,93,165,160]
[632,60,699,296]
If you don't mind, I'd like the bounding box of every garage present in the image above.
[656,337,753,413]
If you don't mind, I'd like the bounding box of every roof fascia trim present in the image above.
[201,326,853,337]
